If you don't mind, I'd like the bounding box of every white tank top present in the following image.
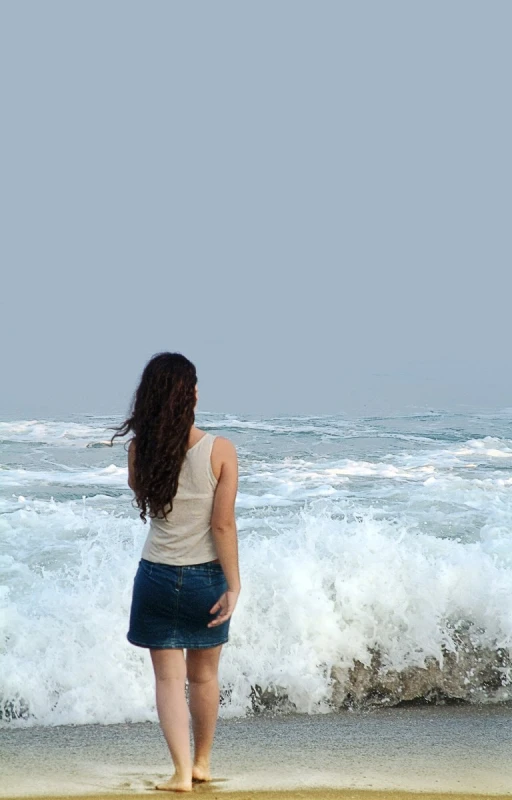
[140,432,219,566]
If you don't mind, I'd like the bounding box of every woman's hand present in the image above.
[208,589,240,627]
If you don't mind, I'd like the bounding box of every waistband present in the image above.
[140,557,222,572]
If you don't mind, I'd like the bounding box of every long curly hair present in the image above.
[110,352,197,523]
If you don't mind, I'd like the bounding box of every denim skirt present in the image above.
[127,558,230,649]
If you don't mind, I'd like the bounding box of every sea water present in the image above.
[1,409,512,727]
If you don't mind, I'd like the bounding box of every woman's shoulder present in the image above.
[193,428,235,452]
[209,434,237,481]
[211,434,236,454]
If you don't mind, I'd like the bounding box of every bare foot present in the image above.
[192,761,211,783]
[155,773,193,792]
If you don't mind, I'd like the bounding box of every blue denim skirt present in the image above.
[127,558,230,649]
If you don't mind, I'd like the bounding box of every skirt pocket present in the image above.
[181,571,228,629]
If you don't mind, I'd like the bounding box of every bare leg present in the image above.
[150,649,192,792]
[186,644,223,782]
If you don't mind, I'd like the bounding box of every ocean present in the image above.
[1,409,512,729]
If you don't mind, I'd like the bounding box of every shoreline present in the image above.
[2,793,512,800]
[1,705,512,797]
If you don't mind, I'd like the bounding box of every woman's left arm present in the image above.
[127,439,136,490]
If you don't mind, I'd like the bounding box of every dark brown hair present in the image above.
[110,352,197,523]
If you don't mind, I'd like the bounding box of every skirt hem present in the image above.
[127,635,229,650]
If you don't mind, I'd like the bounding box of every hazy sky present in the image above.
[1,1,511,418]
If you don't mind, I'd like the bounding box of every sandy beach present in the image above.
[3,793,512,800]
[1,705,512,798]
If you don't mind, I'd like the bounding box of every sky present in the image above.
[1,1,511,418]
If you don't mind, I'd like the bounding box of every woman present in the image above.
[112,352,240,793]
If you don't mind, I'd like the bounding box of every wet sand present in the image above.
[4,793,512,800]
[1,705,512,797]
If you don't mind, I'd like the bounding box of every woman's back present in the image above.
[141,431,219,566]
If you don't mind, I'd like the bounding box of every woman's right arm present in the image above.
[208,438,240,626]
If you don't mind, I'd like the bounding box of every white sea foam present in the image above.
[1,492,512,726]
[0,420,122,446]
[0,465,127,488]
[453,437,512,458]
